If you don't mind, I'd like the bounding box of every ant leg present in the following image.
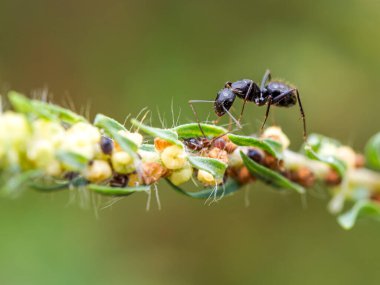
[260,69,272,90]
[223,106,242,129]
[261,95,273,133]
[238,80,254,123]
[271,89,307,140]
[188,100,214,138]
[295,90,307,140]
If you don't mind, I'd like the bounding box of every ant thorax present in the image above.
[230,80,260,101]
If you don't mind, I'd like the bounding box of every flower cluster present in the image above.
[2,91,380,229]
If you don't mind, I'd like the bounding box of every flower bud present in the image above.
[27,140,55,168]
[197,170,220,186]
[138,149,160,163]
[45,160,62,177]
[32,119,65,146]
[161,145,187,170]
[261,126,290,150]
[335,146,357,168]
[228,148,244,168]
[0,112,30,145]
[168,165,193,186]
[111,151,135,174]
[118,130,143,147]
[60,122,101,159]
[84,160,112,182]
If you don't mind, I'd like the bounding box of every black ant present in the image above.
[189,69,307,139]
[184,136,226,152]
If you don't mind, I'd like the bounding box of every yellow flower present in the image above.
[168,165,193,186]
[84,160,112,182]
[161,145,187,170]
[111,151,135,174]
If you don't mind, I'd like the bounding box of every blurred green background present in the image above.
[1,0,380,284]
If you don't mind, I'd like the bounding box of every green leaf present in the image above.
[228,134,282,158]
[87,184,150,196]
[306,133,341,152]
[365,132,380,171]
[140,144,156,152]
[240,151,305,194]
[9,91,87,124]
[0,170,43,197]
[8,91,36,113]
[166,178,241,199]
[338,200,380,230]
[187,156,227,179]
[304,145,347,178]
[30,180,70,192]
[94,114,138,156]
[56,151,89,171]
[94,113,127,133]
[131,118,182,147]
[173,123,227,138]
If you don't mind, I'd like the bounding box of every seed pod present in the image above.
[247,148,264,163]
[100,136,114,155]
[261,126,290,150]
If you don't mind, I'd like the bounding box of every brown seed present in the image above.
[142,162,168,184]
[325,170,342,186]
[295,167,316,188]
[237,166,255,184]
[371,193,380,203]
[355,154,365,168]
[154,138,173,152]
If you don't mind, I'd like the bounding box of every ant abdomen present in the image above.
[265,81,297,107]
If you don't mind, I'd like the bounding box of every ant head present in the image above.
[214,88,236,117]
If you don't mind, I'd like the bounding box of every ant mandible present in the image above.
[189,69,307,139]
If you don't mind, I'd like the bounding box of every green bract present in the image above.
[87,184,151,196]
[228,134,282,159]
[9,91,87,124]
[131,119,182,147]
[365,132,380,171]
[187,156,227,179]
[304,145,347,178]
[173,123,227,138]
[95,114,138,156]
[240,151,305,194]
[338,200,380,230]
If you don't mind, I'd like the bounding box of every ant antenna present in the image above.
[188,100,215,137]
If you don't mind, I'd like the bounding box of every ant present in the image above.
[189,69,307,139]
